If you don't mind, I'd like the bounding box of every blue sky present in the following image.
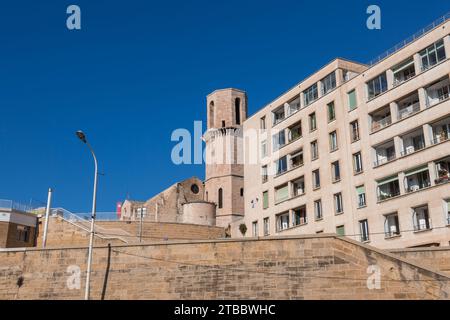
[0,0,448,212]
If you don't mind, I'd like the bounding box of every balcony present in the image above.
[290,150,304,170]
[374,140,396,167]
[426,77,450,108]
[287,121,302,143]
[430,118,450,145]
[413,206,432,232]
[293,206,307,226]
[292,177,305,197]
[434,157,450,185]
[377,178,400,201]
[392,57,416,87]
[404,166,431,193]
[397,91,420,120]
[272,106,285,125]
[400,129,425,156]
[371,106,392,132]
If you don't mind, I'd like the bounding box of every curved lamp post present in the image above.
[76,130,98,300]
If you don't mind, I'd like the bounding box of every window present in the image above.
[260,116,266,131]
[359,219,369,242]
[218,188,223,208]
[240,188,244,197]
[276,212,290,231]
[329,131,338,151]
[367,73,388,99]
[353,152,363,174]
[252,221,258,237]
[275,184,289,203]
[420,39,446,71]
[16,226,30,242]
[412,205,431,231]
[292,176,305,196]
[384,213,400,238]
[304,83,318,106]
[293,206,307,226]
[191,184,199,194]
[393,57,416,86]
[263,191,269,209]
[331,161,340,182]
[263,217,270,236]
[290,150,304,169]
[348,89,357,110]
[336,225,345,236]
[309,112,317,131]
[356,185,366,208]
[275,156,287,175]
[272,131,286,151]
[321,72,337,95]
[261,165,268,183]
[327,101,336,122]
[314,200,323,220]
[235,98,241,125]
[445,199,450,225]
[311,140,319,160]
[312,169,320,189]
[350,120,360,142]
[334,192,343,214]
[261,140,268,158]
[405,166,431,193]
[286,96,300,116]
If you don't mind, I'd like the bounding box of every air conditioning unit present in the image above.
[390,225,397,234]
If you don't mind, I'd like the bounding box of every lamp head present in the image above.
[76,130,87,143]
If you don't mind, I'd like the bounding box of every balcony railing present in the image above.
[371,116,392,132]
[393,72,416,87]
[427,88,450,107]
[385,230,401,238]
[374,153,396,167]
[378,190,401,201]
[398,102,420,120]
[400,142,425,156]
[435,174,450,185]
[413,218,432,231]
[406,181,431,193]
[0,199,35,213]
[431,131,450,145]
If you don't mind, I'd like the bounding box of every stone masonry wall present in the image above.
[0,235,449,300]
[391,247,450,276]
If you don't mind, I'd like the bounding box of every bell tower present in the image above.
[203,88,247,228]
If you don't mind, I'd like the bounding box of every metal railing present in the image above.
[431,131,450,145]
[368,12,450,66]
[378,189,401,201]
[413,218,433,232]
[398,102,421,120]
[400,142,425,156]
[374,153,396,167]
[371,116,392,132]
[0,199,35,213]
[385,230,401,238]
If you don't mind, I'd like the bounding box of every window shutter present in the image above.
[348,90,357,110]
[275,185,289,202]
[263,192,269,209]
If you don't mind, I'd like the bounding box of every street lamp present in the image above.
[76,130,98,301]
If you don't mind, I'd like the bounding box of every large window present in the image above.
[412,205,431,231]
[293,206,307,226]
[393,57,416,86]
[276,212,290,231]
[356,185,366,208]
[290,149,304,169]
[312,169,320,189]
[272,106,285,125]
[384,213,400,238]
[275,156,287,175]
[288,121,302,142]
[420,39,446,71]
[314,199,323,220]
[275,184,289,203]
[350,120,360,142]
[367,73,388,99]
[263,191,269,209]
[309,112,317,131]
[263,217,270,236]
[353,152,363,174]
[292,176,305,197]
[334,192,343,214]
[252,221,258,237]
[377,176,400,201]
[348,89,357,110]
[304,84,318,106]
[321,72,336,95]
[359,219,369,242]
[311,140,319,160]
[329,131,338,151]
[327,101,336,122]
[331,161,340,182]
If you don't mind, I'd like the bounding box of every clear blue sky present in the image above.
[0,0,448,212]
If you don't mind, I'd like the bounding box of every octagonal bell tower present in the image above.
[203,88,247,228]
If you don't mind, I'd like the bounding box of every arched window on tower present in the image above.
[209,101,215,128]
[218,188,223,209]
[235,98,241,125]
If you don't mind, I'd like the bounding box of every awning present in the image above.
[405,165,429,177]
[377,175,398,185]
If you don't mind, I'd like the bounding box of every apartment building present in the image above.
[241,16,450,248]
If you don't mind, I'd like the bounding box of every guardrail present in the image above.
[0,199,35,213]
[368,12,450,66]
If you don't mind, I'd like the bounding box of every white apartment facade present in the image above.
[240,16,450,249]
